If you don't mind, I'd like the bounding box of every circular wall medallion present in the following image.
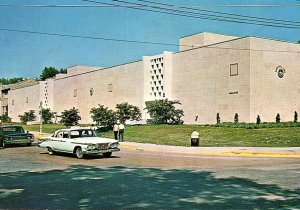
[89,88,94,96]
[275,66,286,78]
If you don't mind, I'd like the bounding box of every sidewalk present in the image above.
[119,142,300,158]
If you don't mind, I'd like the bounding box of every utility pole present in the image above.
[39,101,43,135]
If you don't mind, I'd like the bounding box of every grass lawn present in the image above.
[20,123,300,147]
[98,124,300,147]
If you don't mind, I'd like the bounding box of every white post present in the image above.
[39,101,43,135]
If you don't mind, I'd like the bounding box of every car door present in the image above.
[51,131,66,151]
[55,131,72,152]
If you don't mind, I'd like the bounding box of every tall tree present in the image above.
[0,77,24,85]
[40,67,59,81]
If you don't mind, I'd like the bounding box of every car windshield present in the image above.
[70,129,96,138]
[1,126,24,134]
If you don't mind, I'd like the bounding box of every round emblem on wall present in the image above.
[275,66,286,78]
[89,88,94,96]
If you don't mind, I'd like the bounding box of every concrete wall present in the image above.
[53,62,144,124]
[9,84,40,122]
[249,37,300,122]
[180,32,238,51]
[172,37,251,124]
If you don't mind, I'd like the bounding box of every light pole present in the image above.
[39,101,43,135]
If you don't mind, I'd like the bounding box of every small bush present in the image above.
[256,115,261,125]
[216,113,220,124]
[0,114,11,123]
[234,113,239,124]
[19,110,36,124]
[60,107,81,127]
[276,113,281,123]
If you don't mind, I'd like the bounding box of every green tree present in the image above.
[40,67,59,81]
[0,114,11,123]
[0,77,24,85]
[145,99,184,124]
[59,68,67,74]
[90,105,116,127]
[39,108,56,124]
[60,107,81,127]
[19,110,37,124]
[116,102,142,123]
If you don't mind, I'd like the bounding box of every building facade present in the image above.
[1,32,299,124]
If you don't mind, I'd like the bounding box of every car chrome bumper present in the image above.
[84,148,120,154]
[4,139,34,144]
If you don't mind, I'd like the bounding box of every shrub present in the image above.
[90,105,116,128]
[19,110,36,124]
[60,107,81,127]
[39,108,56,124]
[0,114,11,123]
[116,102,142,123]
[256,115,261,125]
[145,99,184,124]
[234,113,239,124]
[276,113,281,123]
[216,113,220,124]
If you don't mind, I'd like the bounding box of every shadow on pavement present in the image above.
[0,166,299,209]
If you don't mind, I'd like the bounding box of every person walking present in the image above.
[118,122,125,142]
[113,122,119,140]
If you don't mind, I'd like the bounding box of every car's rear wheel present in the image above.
[26,143,32,146]
[103,152,112,158]
[47,147,54,155]
[75,147,84,159]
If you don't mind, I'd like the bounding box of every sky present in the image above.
[0,0,299,78]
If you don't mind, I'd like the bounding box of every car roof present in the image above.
[56,127,93,132]
[0,125,23,128]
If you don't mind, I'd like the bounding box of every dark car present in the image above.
[0,125,34,148]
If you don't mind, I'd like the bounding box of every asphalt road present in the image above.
[0,145,300,209]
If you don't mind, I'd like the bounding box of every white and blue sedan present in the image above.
[38,127,120,159]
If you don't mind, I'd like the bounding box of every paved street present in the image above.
[0,145,300,209]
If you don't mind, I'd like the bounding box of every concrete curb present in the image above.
[119,142,300,158]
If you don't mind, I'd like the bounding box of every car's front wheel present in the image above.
[75,147,84,159]
[103,152,112,158]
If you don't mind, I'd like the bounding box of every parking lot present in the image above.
[0,145,300,209]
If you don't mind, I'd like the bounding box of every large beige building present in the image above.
[1,32,299,124]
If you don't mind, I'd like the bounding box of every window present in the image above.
[26,97,28,103]
[108,84,113,92]
[12,100,14,105]
[230,63,238,76]
[74,89,77,97]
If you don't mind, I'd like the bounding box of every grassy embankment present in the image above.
[22,122,300,147]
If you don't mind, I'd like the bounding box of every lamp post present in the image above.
[39,101,43,135]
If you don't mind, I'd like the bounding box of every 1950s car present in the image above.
[0,125,34,147]
[38,127,120,159]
